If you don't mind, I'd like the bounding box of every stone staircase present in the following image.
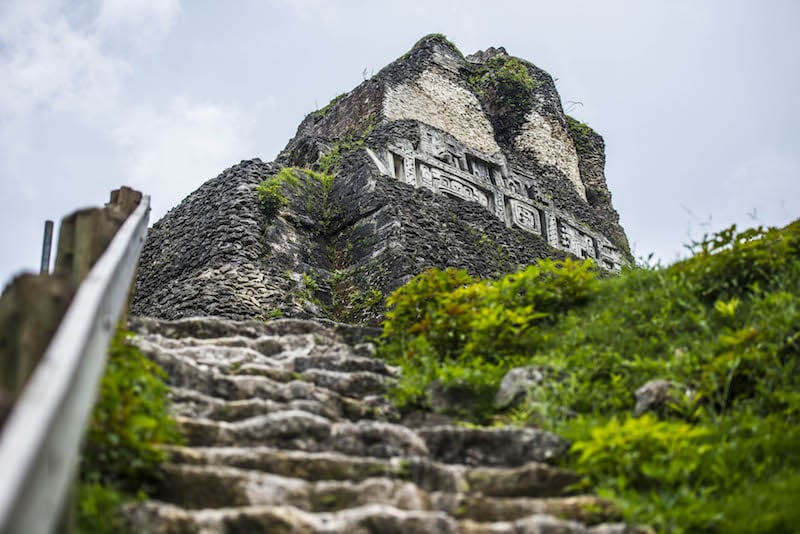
[123,316,647,534]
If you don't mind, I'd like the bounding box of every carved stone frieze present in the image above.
[383,124,624,272]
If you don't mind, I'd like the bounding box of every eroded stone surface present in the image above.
[132,35,630,325]
[123,315,648,533]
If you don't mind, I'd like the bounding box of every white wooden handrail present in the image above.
[0,195,150,534]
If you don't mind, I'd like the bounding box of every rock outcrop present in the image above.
[123,316,648,533]
[132,34,630,325]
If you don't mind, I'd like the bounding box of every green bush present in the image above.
[380,259,598,416]
[378,220,800,532]
[256,168,300,217]
[77,328,181,532]
[469,56,539,111]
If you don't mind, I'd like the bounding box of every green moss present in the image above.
[378,220,800,532]
[318,121,375,175]
[257,167,336,229]
[312,92,347,119]
[328,269,385,324]
[407,33,463,59]
[265,308,284,319]
[566,116,596,153]
[256,167,301,217]
[469,56,540,111]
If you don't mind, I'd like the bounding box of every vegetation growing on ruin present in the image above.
[379,221,800,532]
[257,167,335,223]
[408,33,464,59]
[470,55,539,111]
[566,115,596,153]
[312,92,347,119]
[328,269,384,324]
[256,167,301,217]
[78,328,182,533]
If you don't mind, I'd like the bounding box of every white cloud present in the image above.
[112,98,258,215]
[0,0,129,120]
[269,0,338,22]
[95,0,181,52]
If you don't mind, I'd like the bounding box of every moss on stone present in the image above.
[409,33,464,58]
[565,115,597,153]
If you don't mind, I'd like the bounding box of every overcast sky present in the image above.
[2,0,798,287]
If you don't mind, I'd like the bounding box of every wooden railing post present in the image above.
[0,187,150,534]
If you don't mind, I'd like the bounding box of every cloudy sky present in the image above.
[1,0,798,286]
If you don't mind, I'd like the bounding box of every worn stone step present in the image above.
[169,387,342,422]
[155,463,616,525]
[129,315,380,345]
[177,415,568,467]
[124,502,458,534]
[139,332,392,379]
[418,426,570,466]
[177,414,429,459]
[156,464,432,512]
[165,446,580,497]
[459,515,651,534]
[124,501,637,534]
[432,493,620,524]
[142,343,392,409]
[170,385,399,424]
[299,369,390,397]
[292,353,396,377]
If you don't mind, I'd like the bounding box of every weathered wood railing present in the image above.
[0,188,150,534]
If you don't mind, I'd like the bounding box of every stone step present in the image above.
[141,342,392,405]
[431,493,619,524]
[460,515,651,534]
[138,332,393,379]
[170,386,399,424]
[124,502,459,534]
[124,501,637,534]
[165,446,580,497]
[129,315,380,345]
[177,415,568,466]
[418,426,569,467]
[292,353,396,377]
[156,464,432,512]
[155,463,617,524]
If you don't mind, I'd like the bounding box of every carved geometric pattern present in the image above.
[508,199,540,234]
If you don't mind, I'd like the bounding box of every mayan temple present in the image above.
[122,35,649,533]
[132,34,630,325]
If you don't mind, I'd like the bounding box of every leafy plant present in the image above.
[256,168,300,217]
[377,220,800,531]
[380,259,598,416]
[469,55,539,112]
[77,328,181,532]
[566,116,597,153]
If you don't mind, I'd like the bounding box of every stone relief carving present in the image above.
[508,199,540,235]
[385,127,624,272]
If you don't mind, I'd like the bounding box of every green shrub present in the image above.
[256,168,301,217]
[77,483,129,534]
[378,220,800,531]
[77,328,181,531]
[469,56,539,111]
[571,414,713,492]
[380,259,598,416]
[566,116,596,153]
[670,221,800,302]
[318,128,374,175]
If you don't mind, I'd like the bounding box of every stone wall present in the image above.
[383,65,501,155]
[133,35,631,324]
